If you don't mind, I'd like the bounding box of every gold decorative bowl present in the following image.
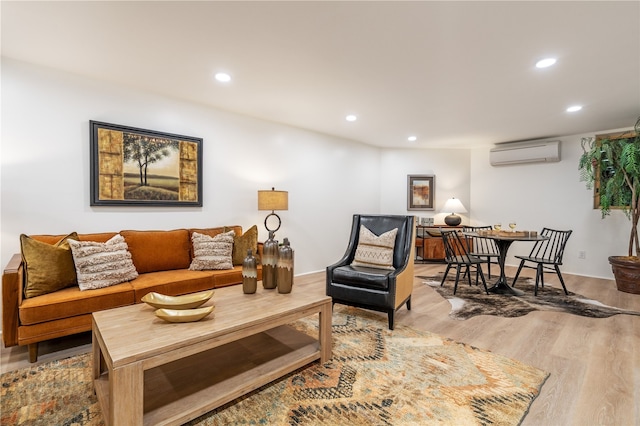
[155,305,215,323]
[141,290,214,310]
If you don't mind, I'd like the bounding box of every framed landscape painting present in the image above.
[407,174,435,210]
[90,121,203,207]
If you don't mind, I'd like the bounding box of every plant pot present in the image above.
[609,256,640,294]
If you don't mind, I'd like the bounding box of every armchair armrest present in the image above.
[3,253,23,347]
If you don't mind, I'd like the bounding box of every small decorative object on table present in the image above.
[262,230,278,289]
[141,290,214,310]
[277,238,294,294]
[154,305,214,323]
[242,249,258,294]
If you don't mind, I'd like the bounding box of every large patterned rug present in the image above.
[1,306,548,426]
[420,273,640,320]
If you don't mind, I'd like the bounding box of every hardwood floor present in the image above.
[2,264,639,425]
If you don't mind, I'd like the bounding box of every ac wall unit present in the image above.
[490,140,560,166]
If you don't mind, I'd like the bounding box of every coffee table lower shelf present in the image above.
[94,325,320,426]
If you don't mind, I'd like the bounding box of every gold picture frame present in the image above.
[90,121,203,207]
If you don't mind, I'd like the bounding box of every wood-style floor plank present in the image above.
[2,263,639,425]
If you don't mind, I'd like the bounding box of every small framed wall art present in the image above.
[90,121,203,207]
[407,174,435,210]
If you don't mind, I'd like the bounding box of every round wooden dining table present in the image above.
[463,232,549,295]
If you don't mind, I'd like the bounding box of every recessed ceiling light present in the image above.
[566,105,583,112]
[536,58,557,68]
[345,115,357,122]
[408,136,417,142]
[214,72,231,83]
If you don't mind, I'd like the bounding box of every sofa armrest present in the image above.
[3,253,23,347]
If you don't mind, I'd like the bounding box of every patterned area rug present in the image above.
[1,306,548,426]
[420,273,640,321]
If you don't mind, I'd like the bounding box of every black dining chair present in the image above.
[512,228,572,296]
[462,225,500,278]
[439,229,489,295]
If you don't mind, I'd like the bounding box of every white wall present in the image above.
[1,59,384,275]
[470,134,631,279]
[2,58,623,284]
[380,148,471,224]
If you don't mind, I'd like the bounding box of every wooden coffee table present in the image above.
[92,285,332,426]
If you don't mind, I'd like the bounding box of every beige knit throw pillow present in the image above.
[351,225,398,270]
[69,234,138,291]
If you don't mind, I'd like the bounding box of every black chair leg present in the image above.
[466,265,474,287]
[453,267,462,294]
[554,265,569,295]
[440,264,452,287]
[512,260,526,287]
[478,267,489,294]
[406,297,412,311]
[388,310,394,330]
[534,264,544,296]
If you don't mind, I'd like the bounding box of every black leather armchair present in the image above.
[326,214,416,330]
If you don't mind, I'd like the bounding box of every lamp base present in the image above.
[264,212,282,233]
[444,214,461,226]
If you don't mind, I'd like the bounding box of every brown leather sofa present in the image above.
[2,226,262,362]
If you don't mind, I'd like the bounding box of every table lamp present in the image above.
[442,197,467,226]
[257,187,288,234]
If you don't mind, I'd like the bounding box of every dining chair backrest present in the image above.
[528,228,573,264]
[462,225,499,256]
[440,230,471,263]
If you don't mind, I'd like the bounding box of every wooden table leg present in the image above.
[92,327,102,384]
[110,362,144,425]
[319,301,332,363]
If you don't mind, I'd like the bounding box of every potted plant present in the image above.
[579,116,640,294]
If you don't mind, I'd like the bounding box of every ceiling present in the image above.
[2,1,639,149]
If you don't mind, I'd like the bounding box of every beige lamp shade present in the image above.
[442,198,467,214]
[442,197,467,226]
[258,188,288,211]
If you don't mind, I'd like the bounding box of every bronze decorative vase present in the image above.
[262,231,278,289]
[242,249,257,294]
[277,238,294,294]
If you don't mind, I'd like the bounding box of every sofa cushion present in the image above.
[20,232,79,299]
[130,269,221,302]
[29,232,118,245]
[19,282,135,325]
[213,266,253,288]
[78,232,119,243]
[120,229,191,273]
[189,226,227,239]
[68,234,139,291]
[189,231,235,270]
[351,225,398,270]
[226,225,259,265]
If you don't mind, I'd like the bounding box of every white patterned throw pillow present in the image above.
[189,230,235,270]
[68,234,138,291]
[351,225,398,270]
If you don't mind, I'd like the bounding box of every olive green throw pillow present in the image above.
[225,225,259,265]
[20,232,79,298]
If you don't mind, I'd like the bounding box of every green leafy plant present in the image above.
[579,116,640,257]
